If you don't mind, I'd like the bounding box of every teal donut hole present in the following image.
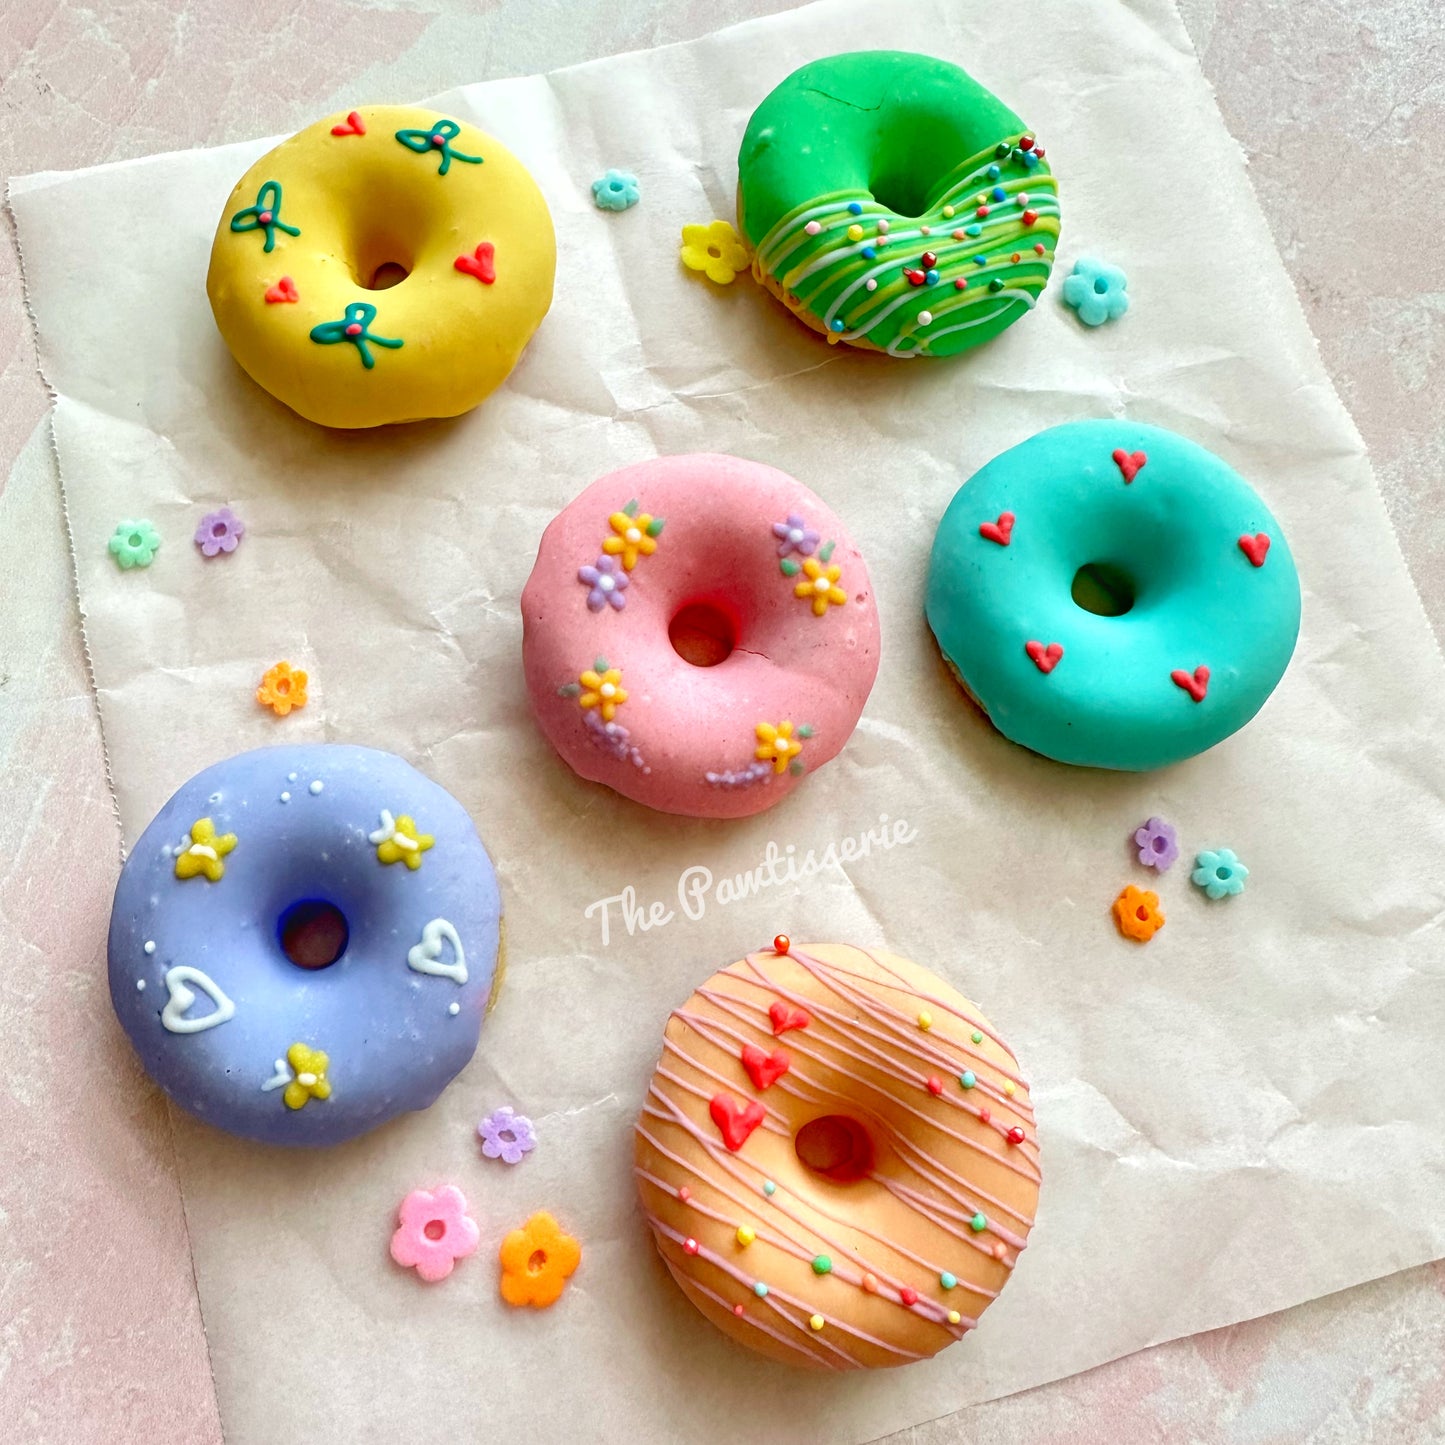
[277,898,349,970]
[1071,561,1137,618]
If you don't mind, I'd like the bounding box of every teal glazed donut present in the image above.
[926,422,1301,770]
[738,50,1059,357]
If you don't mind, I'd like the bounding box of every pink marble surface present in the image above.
[1,2,1441,1441]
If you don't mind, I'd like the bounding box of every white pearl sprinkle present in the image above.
[865,278,878,291]
[136,979,146,991]
[600,682,617,698]
[448,1002,460,1016]
[918,310,933,325]
[598,574,614,591]
[280,791,291,803]
[877,219,890,234]
[309,780,323,795]
[625,527,642,544]
[288,772,298,782]
[920,225,931,235]
[143,940,156,955]
[813,576,831,594]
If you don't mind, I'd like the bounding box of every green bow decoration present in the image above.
[393,118,483,176]
[308,302,404,370]
[229,180,300,254]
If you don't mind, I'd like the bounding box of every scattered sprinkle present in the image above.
[143,940,156,955]
[1192,848,1249,899]
[136,979,146,991]
[846,223,863,242]
[876,219,889,234]
[918,1011,933,1031]
[736,1224,756,1247]
[809,1314,825,1331]
[478,1105,537,1165]
[256,660,308,717]
[948,1310,962,1325]
[1114,884,1165,941]
[927,1076,944,1095]
[847,201,862,215]
[900,1286,919,1306]
[1004,1081,1017,1098]
[280,791,291,803]
[1007,1126,1026,1145]
[940,1271,957,1290]
[309,780,324,795]
[970,1212,988,1233]
[762,1180,776,1197]
[959,1071,976,1089]
[917,310,932,326]
[753,1280,769,1297]
[678,1186,691,1202]
[107,519,161,570]
[447,1002,460,1016]
[971,1030,983,1044]
[811,1255,832,1275]
[591,168,639,212]
[195,507,244,558]
[683,1237,699,1255]
[861,1272,878,1293]
[804,220,821,236]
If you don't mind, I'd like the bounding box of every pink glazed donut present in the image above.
[521,455,881,819]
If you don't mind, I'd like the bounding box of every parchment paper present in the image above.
[10,0,1445,1440]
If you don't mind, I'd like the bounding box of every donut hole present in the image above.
[365,261,411,290]
[668,600,738,668]
[1071,561,1137,618]
[794,1114,875,1183]
[277,899,349,970]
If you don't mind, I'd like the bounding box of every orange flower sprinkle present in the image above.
[498,1210,581,1309]
[257,660,308,717]
[1113,885,1164,942]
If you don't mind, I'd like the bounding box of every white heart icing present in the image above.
[160,965,235,1034]
[406,918,467,985]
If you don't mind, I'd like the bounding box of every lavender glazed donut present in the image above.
[520,455,882,819]
[107,744,501,1147]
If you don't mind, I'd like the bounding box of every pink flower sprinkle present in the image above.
[389,1185,479,1283]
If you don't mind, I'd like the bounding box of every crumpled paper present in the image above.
[10,0,1445,1439]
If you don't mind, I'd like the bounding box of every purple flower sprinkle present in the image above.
[1133,816,1179,871]
[194,507,244,558]
[477,1105,537,1165]
[771,513,820,558]
[578,554,629,612]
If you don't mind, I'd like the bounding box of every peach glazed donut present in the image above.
[634,939,1040,1369]
[206,105,554,428]
[520,456,880,819]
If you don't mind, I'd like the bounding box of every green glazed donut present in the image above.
[738,51,1059,357]
[926,422,1302,770]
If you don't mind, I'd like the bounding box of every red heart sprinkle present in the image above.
[454,241,496,285]
[1007,1127,1026,1145]
[1025,640,1064,675]
[264,275,298,304]
[900,1287,919,1307]
[1238,533,1271,567]
[710,1093,766,1151]
[978,511,1015,546]
[926,1076,943,1095]
[741,1044,791,1091]
[768,1001,810,1036]
[330,110,366,137]
[1113,449,1147,484]
[1171,665,1210,702]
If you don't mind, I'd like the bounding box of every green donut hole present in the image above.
[1071,561,1137,618]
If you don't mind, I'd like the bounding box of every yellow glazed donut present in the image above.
[206,106,555,428]
[635,940,1040,1369]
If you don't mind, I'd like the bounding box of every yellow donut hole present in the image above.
[206,106,555,429]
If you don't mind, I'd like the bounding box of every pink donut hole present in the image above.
[520,454,881,820]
